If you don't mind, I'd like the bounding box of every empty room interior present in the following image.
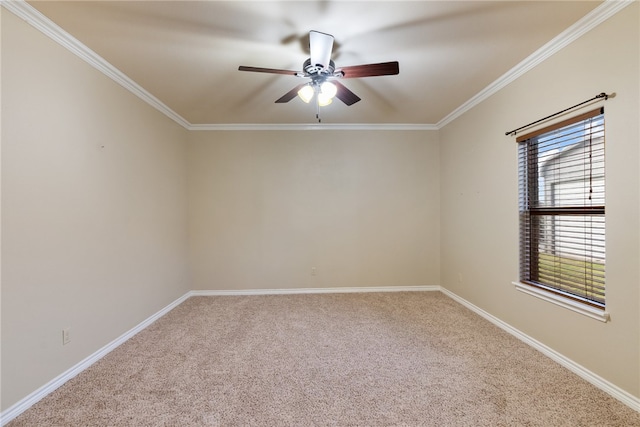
[2,0,640,425]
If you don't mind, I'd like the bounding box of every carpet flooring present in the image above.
[7,292,640,426]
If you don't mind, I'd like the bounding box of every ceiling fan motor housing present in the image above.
[303,58,338,80]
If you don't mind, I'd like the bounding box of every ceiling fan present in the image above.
[238,30,399,121]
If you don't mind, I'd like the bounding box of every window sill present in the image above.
[513,281,610,322]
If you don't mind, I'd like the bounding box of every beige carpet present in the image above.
[7,292,640,426]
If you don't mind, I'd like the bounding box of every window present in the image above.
[517,108,605,309]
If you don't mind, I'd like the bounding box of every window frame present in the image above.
[515,108,608,321]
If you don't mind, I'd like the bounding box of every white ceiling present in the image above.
[26,1,603,126]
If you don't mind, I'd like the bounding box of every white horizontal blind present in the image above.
[518,108,605,307]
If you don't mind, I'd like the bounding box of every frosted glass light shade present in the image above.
[317,93,333,106]
[297,85,314,103]
[320,81,337,99]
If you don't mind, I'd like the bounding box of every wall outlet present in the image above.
[62,328,70,345]
[311,267,317,276]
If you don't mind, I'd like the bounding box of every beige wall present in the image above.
[440,3,640,397]
[187,130,440,291]
[1,11,190,410]
[2,0,639,416]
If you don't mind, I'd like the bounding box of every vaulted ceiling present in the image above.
[26,1,603,126]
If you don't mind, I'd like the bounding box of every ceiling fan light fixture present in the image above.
[297,84,314,103]
[239,30,398,118]
[320,81,337,99]
[317,92,333,107]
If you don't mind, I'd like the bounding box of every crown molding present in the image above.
[1,0,192,129]
[436,0,635,129]
[3,0,430,132]
[2,0,632,132]
[188,123,439,131]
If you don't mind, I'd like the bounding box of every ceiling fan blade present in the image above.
[333,81,361,106]
[238,66,300,76]
[275,83,307,103]
[309,30,334,69]
[338,61,399,78]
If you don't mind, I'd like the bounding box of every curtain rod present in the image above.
[505,92,611,137]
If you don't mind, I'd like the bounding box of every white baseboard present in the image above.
[190,285,439,296]
[0,285,435,424]
[0,292,191,426]
[3,285,638,425]
[439,286,640,413]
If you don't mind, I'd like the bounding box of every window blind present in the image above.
[518,108,605,307]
